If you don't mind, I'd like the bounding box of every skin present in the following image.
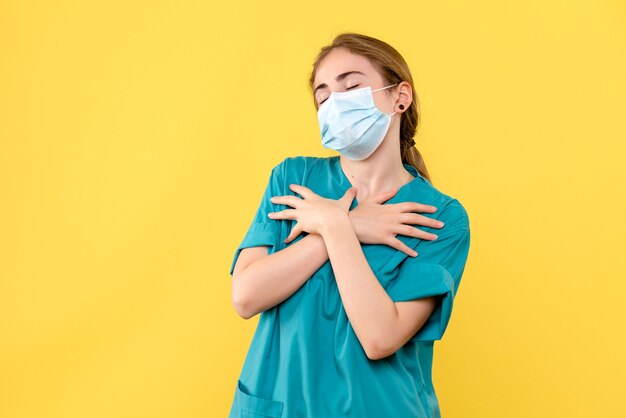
[231,47,446,360]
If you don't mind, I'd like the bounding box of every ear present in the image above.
[396,81,413,113]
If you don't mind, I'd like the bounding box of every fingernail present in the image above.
[439,222,444,227]
[268,213,274,218]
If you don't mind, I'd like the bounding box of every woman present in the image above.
[227,33,471,418]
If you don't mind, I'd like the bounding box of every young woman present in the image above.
[227,33,471,418]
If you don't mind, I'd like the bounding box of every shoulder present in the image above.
[407,180,470,234]
[436,197,470,234]
[271,155,329,179]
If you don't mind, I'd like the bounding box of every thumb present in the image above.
[369,187,398,204]
[342,186,358,200]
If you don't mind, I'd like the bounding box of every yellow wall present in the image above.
[1,1,625,417]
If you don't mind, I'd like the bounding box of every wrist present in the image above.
[320,210,351,238]
[346,209,360,240]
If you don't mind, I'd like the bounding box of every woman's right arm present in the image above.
[231,233,329,319]
[230,200,443,319]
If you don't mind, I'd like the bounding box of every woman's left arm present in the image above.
[269,183,439,360]
[321,211,438,360]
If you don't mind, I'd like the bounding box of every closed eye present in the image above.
[319,84,360,106]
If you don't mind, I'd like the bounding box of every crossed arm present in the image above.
[230,187,443,360]
[316,212,439,360]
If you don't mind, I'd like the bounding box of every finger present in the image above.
[385,237,419,257]
[393,224,439,240]
[366,187,398,204]
[340,186,358,205]
[342,186,358,198]
[289,184,316,199]
[267,209,297,220]
[395,201,438,213]
[399,213,445,229]
[270,195,303,208]
[284,223,302,244]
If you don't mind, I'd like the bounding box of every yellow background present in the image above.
[1,1,625,417]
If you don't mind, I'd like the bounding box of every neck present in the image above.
[339,132,415,200]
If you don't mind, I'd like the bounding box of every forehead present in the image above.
[313,48,380,87]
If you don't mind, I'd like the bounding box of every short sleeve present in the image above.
[385,205,471,341]
[228,159,286,277]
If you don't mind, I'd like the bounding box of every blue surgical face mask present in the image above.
[317,83,398,160]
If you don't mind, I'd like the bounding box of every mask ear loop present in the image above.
[371,83,399,92]
[372,83,399,117]
[371,83,400,116]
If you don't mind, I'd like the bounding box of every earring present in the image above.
[399,104,405,110]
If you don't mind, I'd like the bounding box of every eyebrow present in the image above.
[314,71,365,95]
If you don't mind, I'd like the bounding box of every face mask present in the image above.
[317,83,398,160]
